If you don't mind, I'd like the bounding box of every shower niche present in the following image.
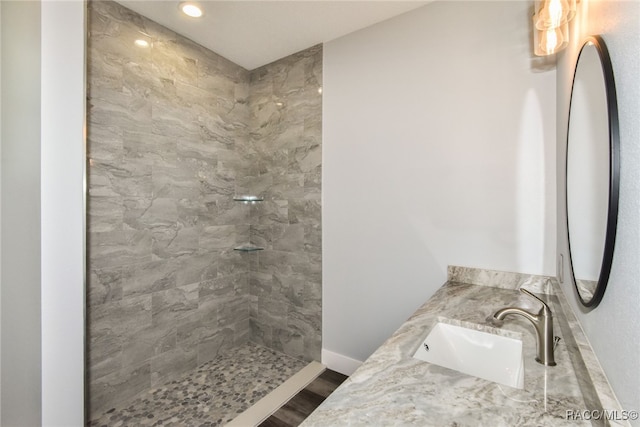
[233,195,265,252]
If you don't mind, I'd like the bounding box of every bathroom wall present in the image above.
[0,5,3,420]
[87,1,251,415]
[2,2,85,424]
[323,0,557,367]
[556,0,640,419]
[1,2,43,424]
[244,46,323,361]
[41,1,86,423]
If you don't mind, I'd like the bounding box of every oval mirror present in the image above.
[566,35,619,308]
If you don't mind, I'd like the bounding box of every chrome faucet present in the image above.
[491,288,559,366]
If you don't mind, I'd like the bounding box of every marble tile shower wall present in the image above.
[86,1,252,415]
[242,46,323,362]
[87,0,322,417]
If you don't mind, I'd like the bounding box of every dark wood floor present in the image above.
[259,369,348,427]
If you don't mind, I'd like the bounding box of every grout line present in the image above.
[227,360,326,427]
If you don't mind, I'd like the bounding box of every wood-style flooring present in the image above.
[259,369,348,427]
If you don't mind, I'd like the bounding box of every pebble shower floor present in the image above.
[88,343,308,427]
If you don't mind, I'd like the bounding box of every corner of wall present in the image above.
[321,348,362,376]
[41,1,86,424]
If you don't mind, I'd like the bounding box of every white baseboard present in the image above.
[321,349,363,376]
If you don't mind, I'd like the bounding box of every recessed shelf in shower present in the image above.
[233,195,264,252]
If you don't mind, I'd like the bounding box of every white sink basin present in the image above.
[413,320,524,388]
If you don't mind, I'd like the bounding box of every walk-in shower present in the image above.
[86,1,322,422]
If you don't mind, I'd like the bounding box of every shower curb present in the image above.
[227,360,326,427]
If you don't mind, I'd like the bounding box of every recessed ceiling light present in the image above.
[179,2,203,18]
[134,39,149,48]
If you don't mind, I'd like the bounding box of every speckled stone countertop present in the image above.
[302,267,627,427]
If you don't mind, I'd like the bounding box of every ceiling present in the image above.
[115,1,430,70]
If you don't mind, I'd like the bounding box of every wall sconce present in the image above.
[533,0,577,56]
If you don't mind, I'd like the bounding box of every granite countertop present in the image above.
[302,268,627,427]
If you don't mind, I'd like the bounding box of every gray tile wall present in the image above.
[86,0,251,415]
[243,46,323,362]
[87,0,322,416]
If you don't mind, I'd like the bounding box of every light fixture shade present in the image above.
[535,0,571,30]
[566,0,577,22]
[533,16,569,56]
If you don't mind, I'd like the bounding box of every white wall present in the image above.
[1,2,43,424]
[557,0,640,419]
[323,1,557,366]
[0,1,86,425]
[0,3,3,421]
[41,1,86,425]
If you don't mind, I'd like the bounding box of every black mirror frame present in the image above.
[566,35,620,309]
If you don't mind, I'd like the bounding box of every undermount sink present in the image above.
[413,319,524,389]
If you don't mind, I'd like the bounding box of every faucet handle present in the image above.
[519,288,552,314]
